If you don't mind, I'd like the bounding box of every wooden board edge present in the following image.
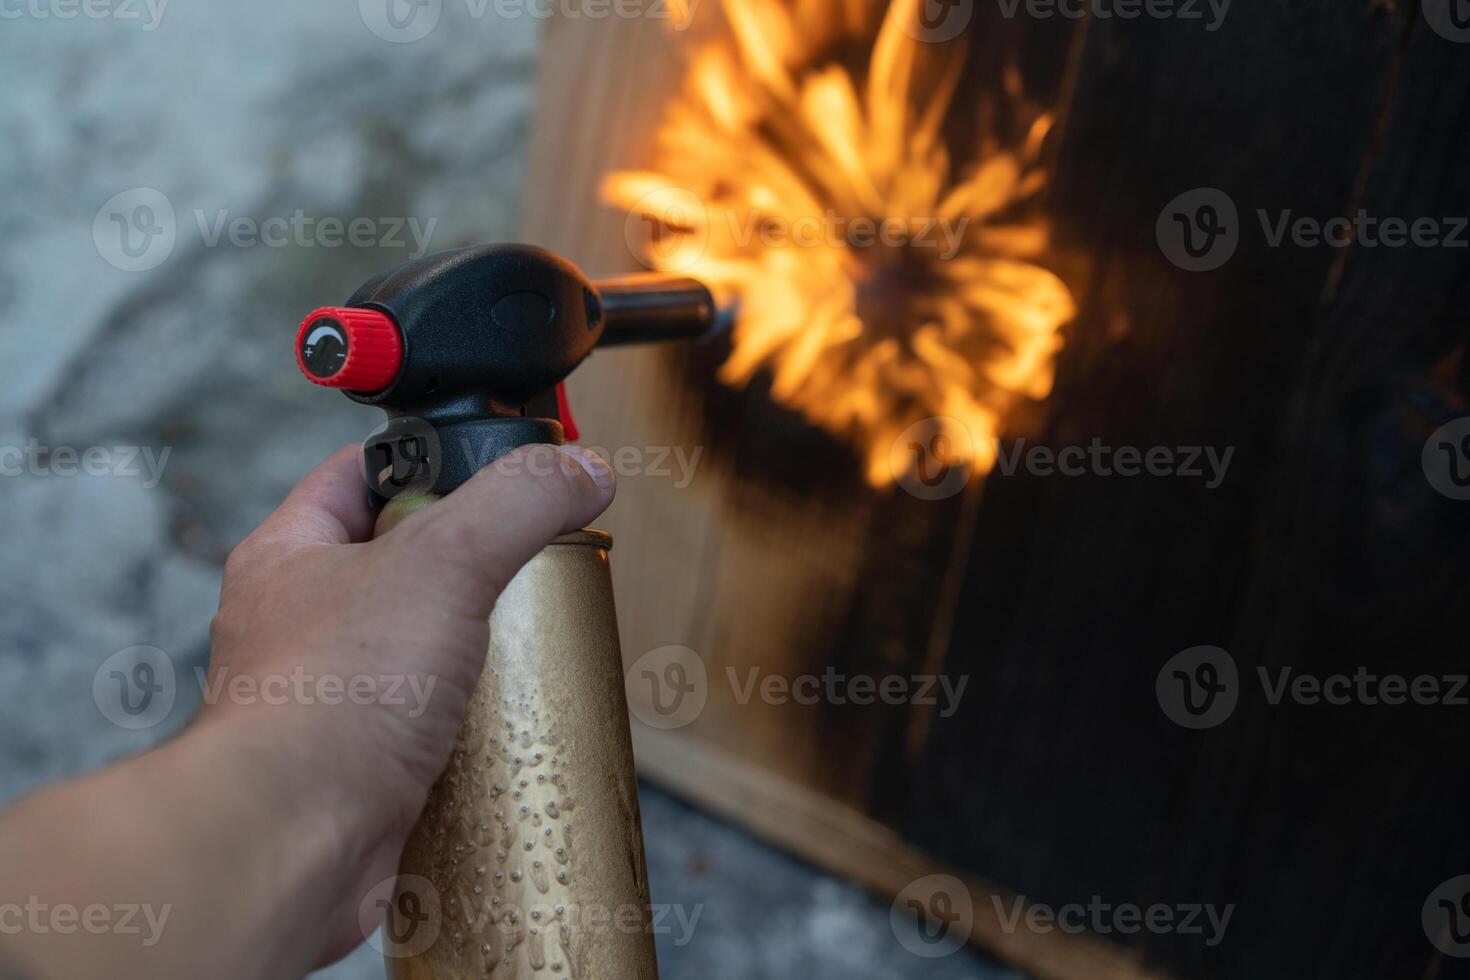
[632,728,1172,980]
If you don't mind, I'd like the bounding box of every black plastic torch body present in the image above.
[295,243,716,504]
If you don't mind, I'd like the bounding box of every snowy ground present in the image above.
[0,3,1014,977]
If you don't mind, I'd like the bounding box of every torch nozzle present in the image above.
[593,274,721,346]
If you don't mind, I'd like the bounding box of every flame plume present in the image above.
[604,0,1075,485]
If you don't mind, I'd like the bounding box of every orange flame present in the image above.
[604,0,1075,485]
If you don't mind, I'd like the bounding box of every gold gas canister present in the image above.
[378,513,657,979]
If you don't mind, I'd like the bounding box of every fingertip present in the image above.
[556,445,617,494]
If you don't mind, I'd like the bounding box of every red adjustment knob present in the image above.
[555,381,579,442]
[295,307,403,392]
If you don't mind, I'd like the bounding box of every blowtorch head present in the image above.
[295,243,717,501]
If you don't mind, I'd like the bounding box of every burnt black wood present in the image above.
[902,3,1470,979]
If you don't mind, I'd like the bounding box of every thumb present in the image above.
[374,444,616,620]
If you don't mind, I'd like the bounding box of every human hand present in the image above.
[0,442,616,980]
[199,442,617,965]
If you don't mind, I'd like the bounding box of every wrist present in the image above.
[171,711,393,969]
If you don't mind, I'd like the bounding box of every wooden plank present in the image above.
[518,6,1129,978]
[632,727,1169,980]
[909,4,1458,979]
